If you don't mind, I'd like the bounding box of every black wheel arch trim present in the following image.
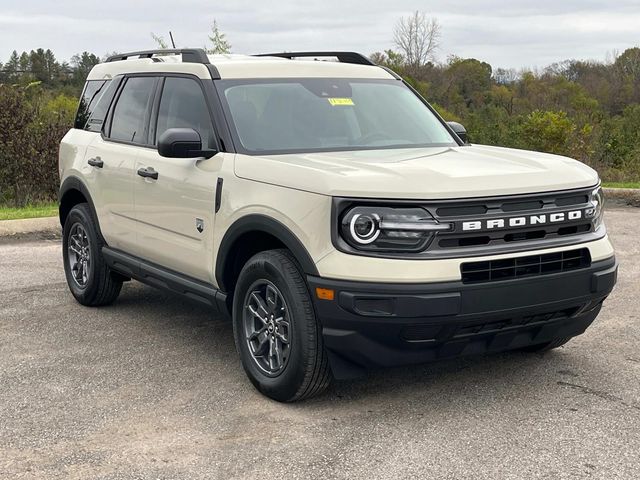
[215,214,319,292]
[59,176,104,241]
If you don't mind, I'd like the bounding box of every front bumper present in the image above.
[308,256,617,379]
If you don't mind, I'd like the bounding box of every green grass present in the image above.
[603,182,640,189]
[0,203,58,221]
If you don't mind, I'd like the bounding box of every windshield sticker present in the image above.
[327,98,354,106]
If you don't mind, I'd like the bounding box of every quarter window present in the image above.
[74,80,106,129]
[156,77,215,148]
[109,77,156,144]
[84,77,121,133]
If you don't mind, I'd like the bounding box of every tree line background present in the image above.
[0,15,639,208]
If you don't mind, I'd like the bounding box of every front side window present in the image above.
[109,77,156,144]
[155,77,215,148]
[217,78,457,154]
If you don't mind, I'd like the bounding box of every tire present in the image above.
[62,203,122,306]
[232,249,332,402]
[520,336,573,353]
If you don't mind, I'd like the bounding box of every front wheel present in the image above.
[232,249,332,402]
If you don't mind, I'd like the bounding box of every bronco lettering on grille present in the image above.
[462,210,585,231]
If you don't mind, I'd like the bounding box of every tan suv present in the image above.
[59,49,617,401]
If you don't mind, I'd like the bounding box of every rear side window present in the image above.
[155,77,215,148]
[74,80,107,129]
[109,77,156,144]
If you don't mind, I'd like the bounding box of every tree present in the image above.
[518,110,575,155]
[151,32,169,49]
[2,51,20,83]
[494,67,518,85]
[70,52,100,86]
[614,47,640,78]
[206,20,231,55]
[393,11,441,72]
[444,57,492,110]
[369,50,405,72]
[29,49,49,83]
[18,51,30,82]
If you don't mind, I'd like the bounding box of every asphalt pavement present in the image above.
[0,207,638,479]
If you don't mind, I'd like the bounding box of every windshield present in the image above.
[217,78,457,154]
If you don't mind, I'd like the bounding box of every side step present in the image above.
[102,247,228,314]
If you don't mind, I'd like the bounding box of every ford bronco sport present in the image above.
[59,49,618,401]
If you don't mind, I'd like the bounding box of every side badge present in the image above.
[196,218,204,233]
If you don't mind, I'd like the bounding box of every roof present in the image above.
[87,51,396,81]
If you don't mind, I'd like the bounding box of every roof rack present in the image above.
[106,48,210,64]
[254,51,375,66]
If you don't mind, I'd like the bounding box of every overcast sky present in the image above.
[1,0,639,69]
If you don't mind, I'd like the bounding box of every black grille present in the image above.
[461,248,591,284]
[432,188,594,253]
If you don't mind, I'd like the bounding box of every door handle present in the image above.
[137,166,159,180]
[87,157,103,168]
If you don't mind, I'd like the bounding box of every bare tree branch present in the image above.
[393,11,441,71]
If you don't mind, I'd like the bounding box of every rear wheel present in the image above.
[63,203,122,306]
[232,249,332,402]
[520,336,573,352]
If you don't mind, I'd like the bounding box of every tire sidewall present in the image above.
[233,253,315,401]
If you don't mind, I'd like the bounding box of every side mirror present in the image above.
[447,121,468,144]
[157,128,217,159]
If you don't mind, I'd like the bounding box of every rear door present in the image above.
[134,75,222,283]
[86,75,158,254]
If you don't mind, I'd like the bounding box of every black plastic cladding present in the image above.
[332,186,605,260]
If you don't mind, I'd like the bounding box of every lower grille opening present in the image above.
[461,248,591,284]
[401,306,581,342]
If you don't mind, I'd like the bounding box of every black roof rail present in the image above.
[106,48,210,64]
[254,51,375,66]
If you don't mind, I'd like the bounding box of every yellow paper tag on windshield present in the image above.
[327,98,354,106]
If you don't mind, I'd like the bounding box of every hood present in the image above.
[234,144,599,199]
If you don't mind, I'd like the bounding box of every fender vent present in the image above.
[461,248,591,284]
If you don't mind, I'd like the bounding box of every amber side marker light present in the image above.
[315,287,335,301]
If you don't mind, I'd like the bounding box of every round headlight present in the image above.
[349,213,380,244]
[339,206,449,252]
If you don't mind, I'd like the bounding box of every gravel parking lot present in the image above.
[1,207,638,479]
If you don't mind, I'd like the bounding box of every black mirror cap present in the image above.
[447,121,468,144]
[157,128,218,159]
